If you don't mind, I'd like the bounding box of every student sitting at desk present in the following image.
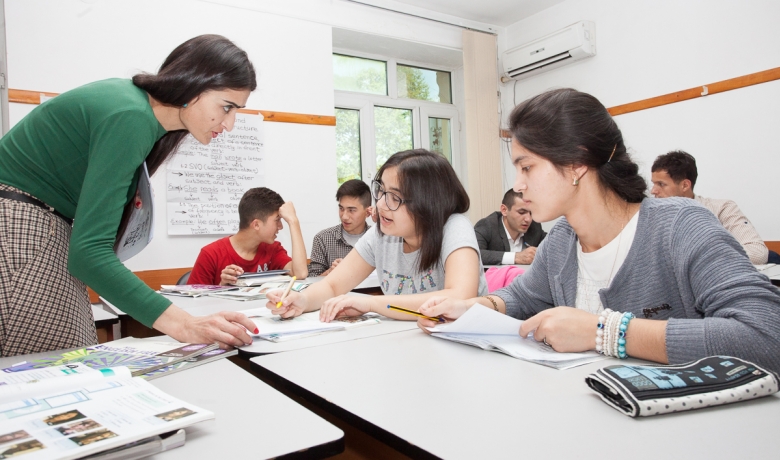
[188,187,308,285]
[0,35,258,355]
[474,188,546,265]
[308,179,373,276]
[650,150,770,265]
[417,88,780,373]
[267,149,488,321]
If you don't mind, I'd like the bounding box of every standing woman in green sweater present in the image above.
[0,35,259,356]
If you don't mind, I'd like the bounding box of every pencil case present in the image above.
[585,356,779,417]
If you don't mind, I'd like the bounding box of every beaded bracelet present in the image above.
[617,312,634,359]
[595,308,612,355]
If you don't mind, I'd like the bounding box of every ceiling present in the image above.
[389,0,567,27]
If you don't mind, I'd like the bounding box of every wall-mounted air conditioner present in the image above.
[501,21,596,82]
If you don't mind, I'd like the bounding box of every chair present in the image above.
[176,271,191,285]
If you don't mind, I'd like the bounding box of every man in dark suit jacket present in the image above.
[474,189,546,265]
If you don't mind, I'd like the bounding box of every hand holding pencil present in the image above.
[265,279,306,319]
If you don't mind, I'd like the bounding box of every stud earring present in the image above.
[572,177,579,186]
[182,103,188,108]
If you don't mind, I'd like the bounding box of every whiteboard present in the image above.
[166,113,264,235]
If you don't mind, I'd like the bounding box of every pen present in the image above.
[386,304,445,323]
[276,276,297,309]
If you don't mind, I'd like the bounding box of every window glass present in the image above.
[333,54,387,95]
[374,107,413,171]
[335,108,362,185]
[397,65,452,103]
[429,118,452,162]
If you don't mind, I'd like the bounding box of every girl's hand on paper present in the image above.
[220,264,244,285]
[416,296,472,334]
[518,307,599,352]
[265,290,306,318]
[319,295,373,322]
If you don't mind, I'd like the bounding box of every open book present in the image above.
[0,364,211,459]
[240,308,381,342]
[2,338,235,380]
[235,270,291,287]
[426,305,606,370]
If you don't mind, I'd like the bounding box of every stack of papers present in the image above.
[240,308,381,342]
[209,281,309,302]
[159,285,238,297]
[235,270,291,287]
[426,305,606,370]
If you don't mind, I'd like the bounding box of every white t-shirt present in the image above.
[574,212,639,314]
[355,213,488,296]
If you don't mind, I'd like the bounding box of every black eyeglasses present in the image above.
[371,180,410,211]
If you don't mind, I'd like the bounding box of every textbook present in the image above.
[115,162,154,263]
[0,364,211,460]
[235,270,291,287]
[426,305,607,370]
[159,284,239,297]
[1,338,235,380]
[239,308,381,342]
[208,281,310,301]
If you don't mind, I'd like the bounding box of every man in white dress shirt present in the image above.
[651,150,768,264]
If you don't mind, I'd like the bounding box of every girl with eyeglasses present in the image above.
[267,149,488,321]
[415,88,780,373]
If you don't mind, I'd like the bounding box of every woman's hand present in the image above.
[518,307,599,352]
[416,296,473,333]
[220,264,244,285]
[154,306,258,350]
[319,295,375,322]
[265,290,307,319]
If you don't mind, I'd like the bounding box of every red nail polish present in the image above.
[254,327,259,334]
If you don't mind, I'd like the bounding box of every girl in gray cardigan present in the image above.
[419,88,780,373]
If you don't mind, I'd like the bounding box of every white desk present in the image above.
[0,352,343,459]
[251,329,780,459]
[162,294,418,355]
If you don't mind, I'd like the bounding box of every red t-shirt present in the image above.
[188,237,292,285]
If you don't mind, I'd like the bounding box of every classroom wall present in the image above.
[4,0,471,272]
[497,0,780,239]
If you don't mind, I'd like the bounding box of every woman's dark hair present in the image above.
[508,88,646,203]
[375,149,469,272]
[116,35,256,246]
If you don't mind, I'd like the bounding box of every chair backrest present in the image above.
[176,271,191,285]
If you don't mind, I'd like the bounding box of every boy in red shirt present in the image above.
[188,187,308,285]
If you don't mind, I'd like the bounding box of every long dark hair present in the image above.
[375,149,469,272]
[508,88,646,203]
[116,35,256,245]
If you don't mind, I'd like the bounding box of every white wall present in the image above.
[497,0,780,239]
[5,0,476,272]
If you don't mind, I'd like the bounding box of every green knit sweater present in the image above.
[0,79,171,327]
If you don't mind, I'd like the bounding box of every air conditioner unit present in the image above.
[501,21,596,82]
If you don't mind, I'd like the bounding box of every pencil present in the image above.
[276,276,297,309]
[386,304,444,323]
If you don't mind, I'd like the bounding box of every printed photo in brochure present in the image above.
[43,410,86,426]
[68,428,118,447]
[155,408,196,422]
[0,439,44,458]
[55,419,101,436]
[0,431,29,446]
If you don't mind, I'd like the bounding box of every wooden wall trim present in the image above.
[499,66,780,138]
[765,241,780,254]
[88,267,192,304]
[9,89,336,126]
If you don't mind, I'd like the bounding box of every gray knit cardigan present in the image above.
[493,197,780,373]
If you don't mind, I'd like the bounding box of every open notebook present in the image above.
[426,305,606,370]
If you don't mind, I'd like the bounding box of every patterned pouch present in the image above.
[585,356,779,417]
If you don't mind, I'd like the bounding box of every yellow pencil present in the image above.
[386,305,444,323]
[276,276,297,309]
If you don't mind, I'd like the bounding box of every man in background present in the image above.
[474,189,546,266]
[651,150,769,264]
[308,179,373,276]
